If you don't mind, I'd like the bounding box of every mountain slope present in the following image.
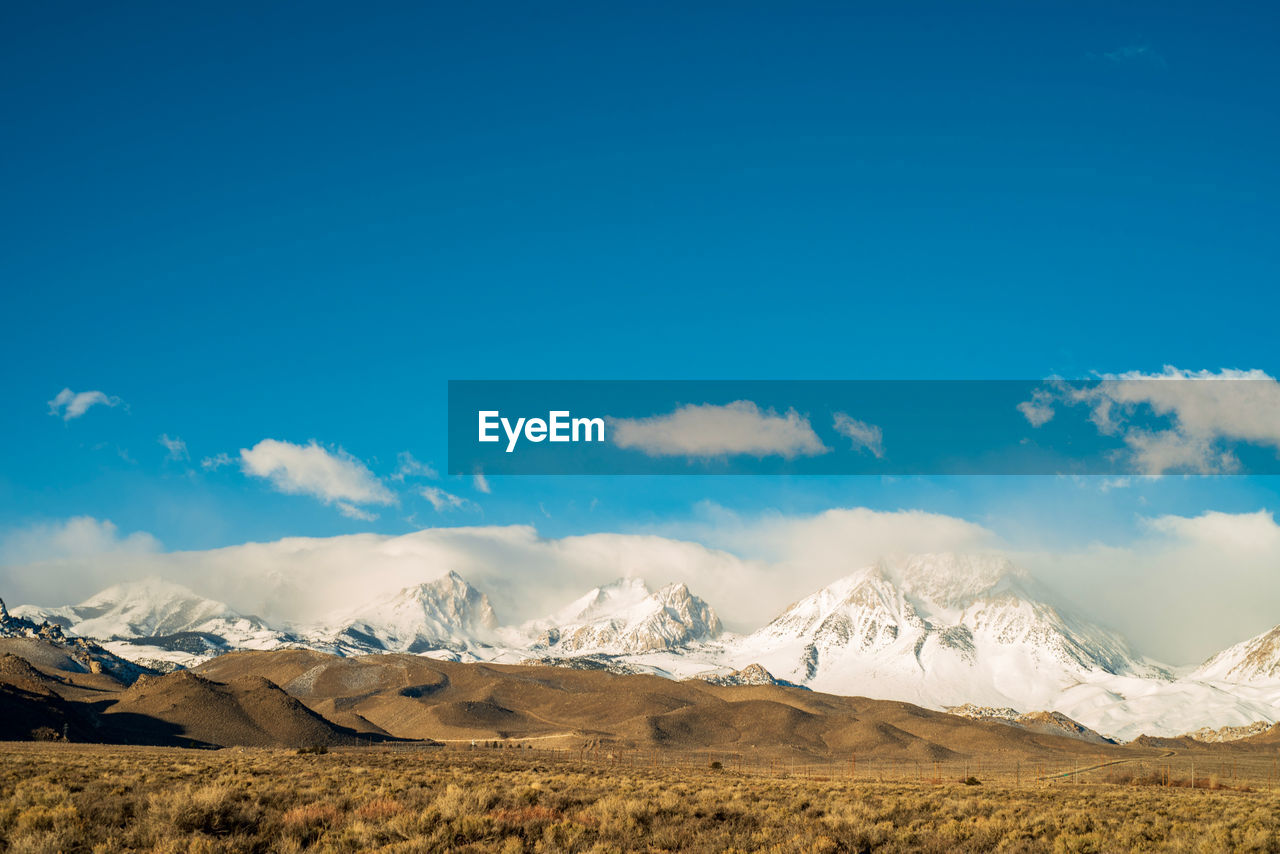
[526,578,723,655]
[313,571,499,655]
[192,648,1149,763]
[10,578,289,656]
[1,597,155,684]
[1191,625,1280,684]
[102,670,389,747]
[12,557,1280,742]
[722,554,1160,714]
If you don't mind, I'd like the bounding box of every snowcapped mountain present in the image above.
[523,577,722,655]
[11,555,1280,741]
[0,596,156,683]
[719,554,1161,713]
[312,571,499,655]
[1190,624,1280,684]
[11,578,289,651]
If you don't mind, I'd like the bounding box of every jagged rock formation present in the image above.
[528,578,722,655]
[1,596,154,684]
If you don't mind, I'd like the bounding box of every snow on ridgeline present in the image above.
[10,577,293,668]
[946,703,1113,744]
[518,576,723,655]
[1179,721,1275,743]
[720,553,1163,711]
[309,571,499,656]
[8,552,1280,741]
[0,595,155,683]
[1191,625,1280,685]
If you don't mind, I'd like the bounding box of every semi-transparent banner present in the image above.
[447,379,1280,475]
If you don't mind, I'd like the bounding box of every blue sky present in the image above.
[3,1,1280,566]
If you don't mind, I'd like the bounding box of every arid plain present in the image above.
[5,643,1280,851]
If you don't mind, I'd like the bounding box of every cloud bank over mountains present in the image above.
[6,506,1280,665]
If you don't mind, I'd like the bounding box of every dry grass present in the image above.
[3,742,1280,853]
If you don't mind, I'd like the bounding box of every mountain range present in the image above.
[8,552,1280,741]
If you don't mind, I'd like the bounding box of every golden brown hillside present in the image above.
[194,649,1156,764]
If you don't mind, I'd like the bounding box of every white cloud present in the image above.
[0,517,161,605]
[610,401,829,459]
[832,413,884,458]
[390,452,438,482]
[158,434,188,461]
[0,516,161,564]
[1123,428,1236,475]
[1016,386,1057,427]
[1020,367,1280,474]
[1144,509,1280,554]
[420,486,476,513]
[0,524,749,633]
[670,506,1001,621]
[8,506,1280,665]
[1021,508,1280,663]
[239,439,394,510]
[201,452,233,471]
[48,388,121,421]
[336,502,379,522]
[4,511,975,634]
[473,472,491,494]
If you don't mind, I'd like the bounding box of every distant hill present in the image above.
[102,671,381,748]
[193,649,1154,763]
[0,638,405,748]
[10,553,1280,743]
[0,640,1274,763]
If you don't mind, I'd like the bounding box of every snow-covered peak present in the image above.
[728,552,1155,711]
[7,578,294,672]
[551,577,651,625]
[889,553,1028,611]
[651,582,721,636]
[1192,625,1280,684]
[77,577,205,609]
[70,578,237,637]
[536,578,723,654]
[12,577,262,641]
[759,564,916,645]
[324,571,499,654]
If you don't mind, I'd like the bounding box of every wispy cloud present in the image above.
[1019,367,1280,474]
[1099,477,1132,493]
[336,502,379,521]
[473,472,491,494]
[832,413,884,458]
[158,434,188,462]
[390,451,438,482]
[240,439,394,512]
[610,401,829,459]
[420,486,476,513]
[201,452,234,471]
[48,388,122,421]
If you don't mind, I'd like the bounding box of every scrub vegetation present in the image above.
[4,743,1280,853]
